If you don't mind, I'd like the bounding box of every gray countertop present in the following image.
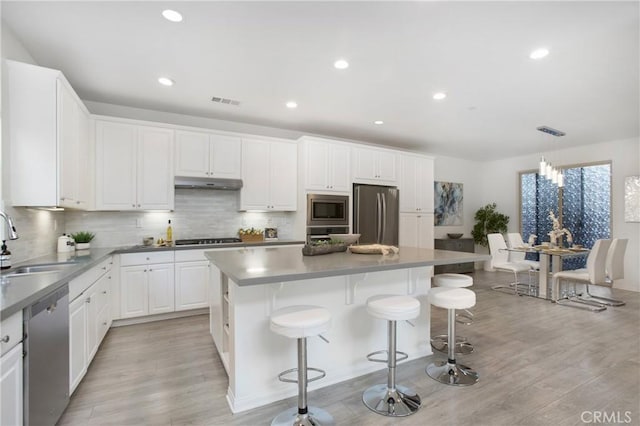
[0,240,303,319]
[205,246,491,286]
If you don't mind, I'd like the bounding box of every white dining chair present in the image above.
[506,232,540,270]
[551,239,611,312]
[487,233,532,295]
[578,238,627,306]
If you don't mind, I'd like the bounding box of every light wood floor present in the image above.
[58,271,640,426]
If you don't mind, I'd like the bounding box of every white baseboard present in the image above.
[111,308,208,327]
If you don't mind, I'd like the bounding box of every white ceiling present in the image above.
[2,1,638,160]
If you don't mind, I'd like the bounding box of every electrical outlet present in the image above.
[136,218,143,228]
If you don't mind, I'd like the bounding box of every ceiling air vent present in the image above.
[537,126,566,137]
[211,96,240,106]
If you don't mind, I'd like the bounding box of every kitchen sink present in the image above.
[2,262,79,277]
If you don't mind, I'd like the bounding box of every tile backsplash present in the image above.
[64,189,296,248]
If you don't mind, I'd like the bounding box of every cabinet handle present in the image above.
[103,321,108,326]
[146,257,150,261]
[108,276,111,279]
[144,269,147,272]
[1,335,9,343]
[132,204,135,207]
[102,290,107,294]
[137,204,141,208]
[102,266,107,270]
[149,269,152,272]
[86,297,91,304]
[76,201,80,204]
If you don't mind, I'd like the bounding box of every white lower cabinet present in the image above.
[69,257,113,394]
[120,252,175,319]
[1,310,23,426]
[175,261,210,311]
[0,343,23,426]
[399,213,435,249]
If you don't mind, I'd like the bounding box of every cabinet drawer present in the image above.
[69,256,113,301]
[1,311,23,356]
[174,249,207,262]
[120,251,174,266]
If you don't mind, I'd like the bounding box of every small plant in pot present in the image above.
[70,231,95,250]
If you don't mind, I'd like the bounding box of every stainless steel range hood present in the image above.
[174,177,243,190]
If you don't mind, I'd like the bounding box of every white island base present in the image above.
[209,264,433,413]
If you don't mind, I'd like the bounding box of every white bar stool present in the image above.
[426,288,479,386]
[270,305,335,426]
[362,295,421,417]
[431,273,474,355]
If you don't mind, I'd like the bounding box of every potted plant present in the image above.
[238,227,264,243]
[70,231,95,250]
[471,203,509,270]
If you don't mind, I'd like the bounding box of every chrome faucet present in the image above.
[0,211,18,240]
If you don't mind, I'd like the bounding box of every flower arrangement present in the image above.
[548,211,573,246]
[238,227,264,242]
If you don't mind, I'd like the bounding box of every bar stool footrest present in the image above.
[366,349,408,364]
[277,367,326,384]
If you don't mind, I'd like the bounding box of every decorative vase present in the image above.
[76,242,90,250]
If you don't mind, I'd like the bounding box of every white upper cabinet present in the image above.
[240,138,297,211]
[95,120,174,210]
[175,130,241,179]
[399,154,434,213]
[7,60,91,209]
[302,138,350,193]
[352,146,398,185]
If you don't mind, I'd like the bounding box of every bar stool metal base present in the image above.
[426,360,479,386]
[430,334,474,355]
[271,406,335,426]
[362,384,421,417]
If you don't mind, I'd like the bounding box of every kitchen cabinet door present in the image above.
[240,139,270,210]
[210,134,242,179]
[175,261,209,311]
[137,126,174,210]
[399,213,434,249]
[96,121,138,210]
[303,139,350,192]
[175,130,210,177]
[0,343,23,426]
[328,143,351,192]
[148,263,175,315]
[400,155,434,213]
[69,295,87,394]
[7,60,90,209]
[268,141,297,211]
[353,147,397,184]
[120,265,148,318]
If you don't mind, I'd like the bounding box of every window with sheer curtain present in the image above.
[519,162,611,269]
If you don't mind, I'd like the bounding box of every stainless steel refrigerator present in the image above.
[353,184,399,245]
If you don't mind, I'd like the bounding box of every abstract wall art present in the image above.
[434,181,463,226]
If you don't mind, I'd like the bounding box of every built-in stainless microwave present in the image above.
[306,194,349,227]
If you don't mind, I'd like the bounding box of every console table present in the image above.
[434,238,475,273]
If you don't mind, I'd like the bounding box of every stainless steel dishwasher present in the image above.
[23,284,70,426]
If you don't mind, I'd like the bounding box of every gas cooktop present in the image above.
[174,237,242,246]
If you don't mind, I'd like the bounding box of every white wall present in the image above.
[433,155,484,240]
[480,137,640,292]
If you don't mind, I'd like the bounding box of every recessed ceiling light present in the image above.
[158,77,174,86]
[162,9,183,22]
[373,120,384,125]
[334,59,349,69]
[433,92,447,100]
[529,48,549,60]
[286,101,298,109]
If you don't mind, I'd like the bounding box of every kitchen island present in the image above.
[205,246,489,413]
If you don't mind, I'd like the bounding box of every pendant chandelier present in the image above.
[536,126,566,188]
